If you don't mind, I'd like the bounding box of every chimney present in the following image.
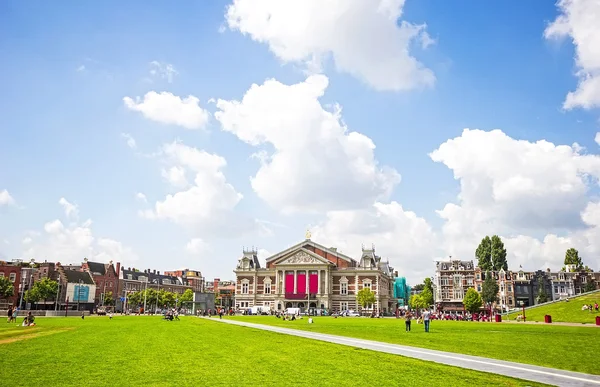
[214,278,220,291]
[157,271,160,275]
[116,262,121,274]
[128,267,131,271]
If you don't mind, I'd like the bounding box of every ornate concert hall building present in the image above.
[234,233,398,313]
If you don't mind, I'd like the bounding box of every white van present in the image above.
[285,307,301,315]
[250,306,268,315]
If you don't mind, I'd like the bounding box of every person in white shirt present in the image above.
[422,309,431,332]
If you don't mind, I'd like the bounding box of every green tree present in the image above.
[411,283,424,292]
[103,291,114,306]
[463,288,483,313]
[481,272,499,308]
[25,288,41,308]
[160,290,176,307]
[409,294,427,310]
[0,276,14,300]
[357,288,376,313]
[584,281,596,293]
[177,289,193,308]
[535,279,548,304]
[126,291,142,308]
[491,235,508,271]
[564,248,583,270]
[421,287,434,307]
[31,278,59,305]
[475,236,492,271]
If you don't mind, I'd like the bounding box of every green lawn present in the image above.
[0,316,547,387]
[506,292,600,324]
[231,315,600,375]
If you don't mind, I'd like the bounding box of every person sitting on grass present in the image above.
[23,312,35,327]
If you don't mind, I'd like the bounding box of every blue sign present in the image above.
[120,297,125,302]
[73,285,90,302]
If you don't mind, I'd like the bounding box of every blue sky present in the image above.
[1,0,600,283]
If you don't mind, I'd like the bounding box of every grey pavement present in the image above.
[206,318,600,387]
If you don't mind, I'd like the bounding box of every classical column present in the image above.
[317,270,321,294]
[294,270,298,294]
[305,271,309,295]
[325,269,329,295]
[275,270,278,295]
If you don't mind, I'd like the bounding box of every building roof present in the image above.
[121,269,184,286]
[264,239,356,264]
[86,261,106,275]
[63,270,95,285]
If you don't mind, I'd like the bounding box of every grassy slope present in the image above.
[231,315,600,375]
[0,316,544,387]
[506,292,600,323]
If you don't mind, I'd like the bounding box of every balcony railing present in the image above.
[284,293,318,300]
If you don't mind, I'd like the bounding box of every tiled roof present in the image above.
[63,270,95,285]
[87,261,106,275]
[122,269,184,286]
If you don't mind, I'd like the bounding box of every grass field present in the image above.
[0,316,547,387]
[231,315,600,375]
[506,292,600,324]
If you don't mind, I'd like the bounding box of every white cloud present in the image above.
[141,141,247,234]
[76,65,86,72]
[161,166,188,188]
[430,128,600,271]
[123,91,210,130]
[215,75,400,213]
[225,0,435,91]
[185,238,209,254]
[545,0,600,110]
[0,189,15,206]
[121,133,137,149]
[595,132,600,146]
[135,192,147,203]
[58,197,79,220]
[22,204,138,266]
[149,61,178,83]
[313,201,438,281]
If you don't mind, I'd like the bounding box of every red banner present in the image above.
[297,273,306,294]
[285,273,295,294]
[309,272,318,294]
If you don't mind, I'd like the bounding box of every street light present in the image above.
[55,275,61,311]
[142,277,148,314]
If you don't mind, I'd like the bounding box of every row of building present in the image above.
[0,258,233,313]
[433,258,600,312]
[3,233,599,315]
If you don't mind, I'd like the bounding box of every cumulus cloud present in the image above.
[123,91,210,130]
[58,197,79,220]
[121,133,137,149]
[430,128,600,271]
[21,201,138,266]
[545,0,600,110]
[140,141,254,236]
[185,238,209,254]
[149,61,178,83]
[225,0,435,91]
[135,192,147,203]
[215,75,400,213]
[0,189,15,206]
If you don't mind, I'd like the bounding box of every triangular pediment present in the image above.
[274,248,331,266]
[265,239,355,264]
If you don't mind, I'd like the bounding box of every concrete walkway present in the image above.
[206,318,600,387]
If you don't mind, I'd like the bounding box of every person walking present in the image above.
[7,306,13,323]
[422,309,431,332]
[405,311,412,332]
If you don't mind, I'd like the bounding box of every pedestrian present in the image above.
[81,312,85,320]
[405,311,412,332]
[422,309,431,332]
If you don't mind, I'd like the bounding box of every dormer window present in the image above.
[362,279,372,291]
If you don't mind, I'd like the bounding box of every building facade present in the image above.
[164,269,205,292]
[205,278,235,308]
[0,261,22,309]
[433,258,476,312]
[81,259,120,306]
[234,236,397,314]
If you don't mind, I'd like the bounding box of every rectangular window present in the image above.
[477,285,481,292]
[264,282,271,294]
[341,282,348,295]
[341,301,348,311]
[0,272,4,278]
[9,273,16,282]
[554,286,558,293]
[242,283,249,294]
[560,286,565,293]
[508,285,512,292]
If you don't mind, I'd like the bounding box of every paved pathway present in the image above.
[206,318,600,387]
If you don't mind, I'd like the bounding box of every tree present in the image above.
[177,289,193,308]
[491,235,508,271]
[411,284,424,292]
[160,289,176,307]
[463,288,483,313]
[357,288,376,313]
[30,278,58,306]
[126,291,142,308]
[103,291,114,306]
[421,287,434,307]
[564,248,583,270]
[535,278,548,304]
[475,236,492,271]
[409,294,427,311]
[25,288,41,308]
[584,281,596,293]
[480,272,499,308]
[0,276,14,300]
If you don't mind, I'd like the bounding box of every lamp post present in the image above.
[55,275,61,311]
[142,278,148,314]
[77,280,83,311]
